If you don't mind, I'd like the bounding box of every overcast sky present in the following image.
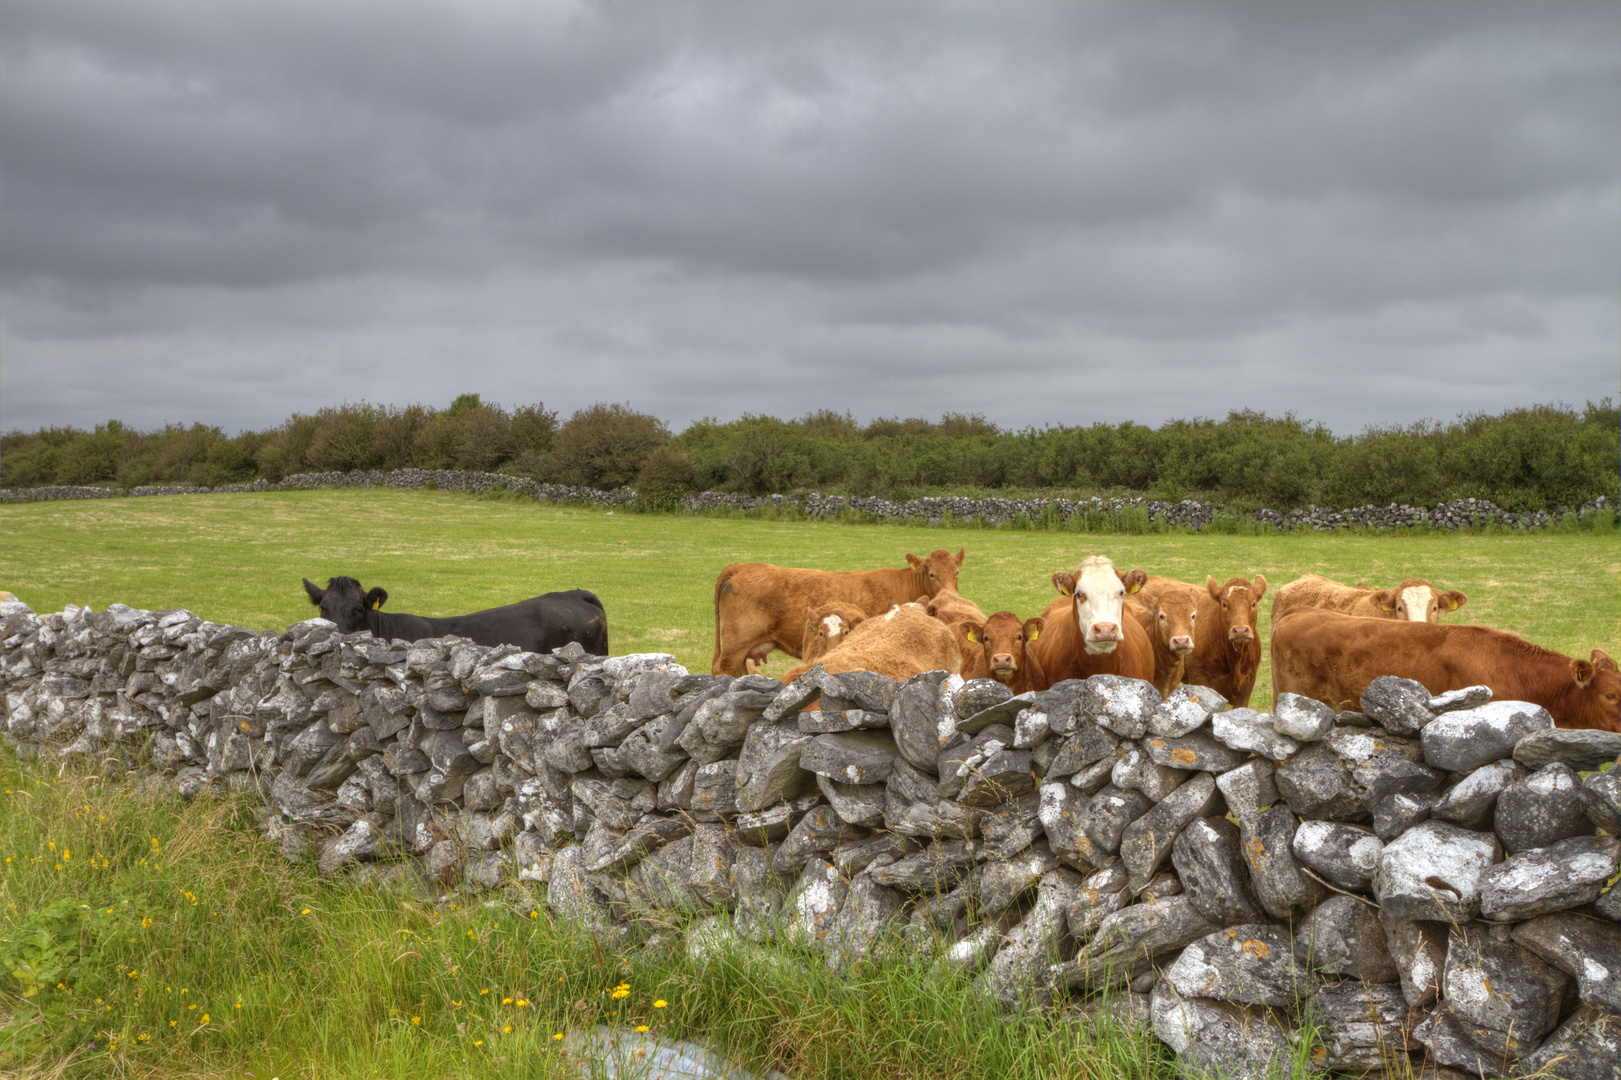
[3,2,1617,437]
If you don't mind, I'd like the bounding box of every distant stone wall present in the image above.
[3,599,1618,1078]
[2,469,1612,532]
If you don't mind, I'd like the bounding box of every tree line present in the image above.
[2,396,1615,512]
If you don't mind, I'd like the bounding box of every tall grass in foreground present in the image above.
[0,756,1203,1080]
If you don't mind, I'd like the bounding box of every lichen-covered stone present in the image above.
[1307,980,1418,1072]
[1143,729,1249,773]
[1359,676,1436,736]
[1083,675,1161,740]
[977,867,1087,1005]
[1239,805,1323,920]
[1148,684,1223,738]
[1383,916,1449,1008]
[1511,912,1621,1011]
[1512,727,1621,772]
[1429,759,1525,831]
[1273,693,1336,742]
[1375,820,1502,923]
[1163,925,1307,1007]
[800,729,901,786]
[1518,1006,1621,1080]
[1214,759,1279,819]
[1211,707,1299,761]
[1584,769,1621,834]
[1478,834,1621,921]
[1494,762,1597,854]
[1274,741,1366,823]
[1420,700,1554,772]
[1438,927,1571,1067]
[1111,743,1188,802]
[1294,895,1398,982]
[1290,819,1383,892]
[1150,979,1296,1079]
[1172,816,1265,926]
[1119,772,1217,892]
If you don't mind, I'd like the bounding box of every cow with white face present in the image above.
[1271,574,1467,626]
[1051,555,1148,655]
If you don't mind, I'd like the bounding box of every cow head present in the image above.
[906,548,966,597]
[963,611,1044,684]
[1569,649,1621,732]
[1054,556,1146,655]
[1206,574,1266,647]
[1148,586,1198,656]
[1375,579,1467,622]
[801,602,867,666]
[302,576,385,633]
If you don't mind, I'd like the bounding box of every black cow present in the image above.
[300,576,609,655]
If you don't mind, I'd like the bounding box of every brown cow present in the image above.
[1141,574,1267,707]
[956,612,1047,693]
[925,587,990,669]
[1125,588,1197,696]
[711,548,965,676]
[792,601,868,672]
[781,602,963,686]
[1272,574,1466,624]
[1271,608,1621,732]
[1029,555,1154,684]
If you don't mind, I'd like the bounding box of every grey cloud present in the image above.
[2,1,1616,436]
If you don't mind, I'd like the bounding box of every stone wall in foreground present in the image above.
[2,468,1613,533]
[2,599,1619,1079]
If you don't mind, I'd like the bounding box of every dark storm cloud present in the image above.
[2,1,1616,437]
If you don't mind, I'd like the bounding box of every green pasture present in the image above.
[2,489,1617,711]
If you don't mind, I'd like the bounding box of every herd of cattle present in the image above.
[302,546,1621,733]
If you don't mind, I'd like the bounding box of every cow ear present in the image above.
[1573,658,1596,688]
[1024,617,1044,641]
[1124,569,1147,594]
[964,624,981,644]
[1206,576,1223,601]
[1251,574,1267,599]
[1052,572,1075,597]
[954,547,965,567]
[1592,649,1618,674]
[846,611,866,629]
[302,578,324,605]
[1374,589,1396,612]
[1440,590,1466,612]
[906,553,923,570]
[367,587,388,610]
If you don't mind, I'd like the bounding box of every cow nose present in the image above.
[1229,626,1254,642]
[1090,622,1122,641]
[990,653,1015,670]
[1169,635,1194,654]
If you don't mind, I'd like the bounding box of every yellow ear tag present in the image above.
[1027,627,1039,641]
[1381,603,1393,611]
[1128,582,1141,594]
[966,629,979,643]
[371,600,382,609]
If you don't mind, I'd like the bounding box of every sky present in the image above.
[2,1,1617,438]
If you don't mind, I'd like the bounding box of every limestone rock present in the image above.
[977,867,1087,1005]
[1518,1006,1621,1080]
[1111,743,1188,802]
[1511,912,1621,1011]
[1308,980,1419,1072]
[1513,728,1621,771]
[1150,979,1296,1079]
[1274,741,1366,823]
[1273,693,1336,742]
[1375,820,1502,923]
[1163,925,1307,1007]
[1211,708,1299,761]
[1239,805,1323,920]
[1478,834,1621,921]
[1215,759,1279,818]
[1172,816,1265,926]
[1383,916,1449,1008]
[1420,700,1554,772]
[1360,676,1436,736]
[1119,772,1217,892]
[1294,895,1398,982]
[1290,820,1383,892]
[1144,729,1249,773]
[1439,927,1570,1066]
[735,719,815,812]
[800,729,901,786]
[1494,762,1597,854]
[1148,684,1223,738]
[1429,759,1525,831]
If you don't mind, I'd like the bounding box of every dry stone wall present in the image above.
[3,598,1620,1079]
[2,469,1612,532]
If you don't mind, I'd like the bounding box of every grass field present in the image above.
[2,490,1616,1077]
[2,489,1617,711]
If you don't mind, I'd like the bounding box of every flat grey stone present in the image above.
[1143,728,1249,773]
[1065,894,1219,990]
[955,678,1013,719]
[867,839,975,893]
[1044,721,1119,778]
[1478,834,1621,921]
[1413,1006,1514,1079]
[1290,819,1384,891]
[832,832,918,877]
[1294,895,1398,982]
[1429,685,1492,713]
[1274,741,1367,822]
[799,729,901,786]
[1148,684,1222,738]
[1119,771,1217,892]
[1512,912,1621,1011]
[1375,820,1502,922]
[690,760,739,814]
[734,719,816,812]
[957,689,1035,735]
[773,804,865,874]
[1440,927,1570,1066]
[786,858,847,953]
[1239,805,1324,920]
[1384,916,1449,1008]
[1211,707,1299,761]
[1084,675,1162,740]
[888,669,951,774]
[816,773,886,828]
[1039,780,1093,869]
[973,842,1062,915]
[826,870,905,971]
[1420,700,1555,772]
[1585,769,1621,834]
[546,844,610,931]
[1011,704,1049,749]
[1111,743,1188,802]
[957,748,1037,807]
[731,844,792,941]
[1214,759,1279,818]
[796,707,890,734]
[1360,675,1436,736]
[937,725,1014,799]
[1518,1005,1621,1080]
[1065,862,1131,945]
[1310,981,1419,1073]
[678,695,765,765]
[1163,924,1306,1007]
[1172,816,1265,926]
[1369,791,1434,841]
[763,668,820,722]
[1150,979,1296,1079]
[977,867,1087,1005]
[583,814,692,874]
[1272,693,1337,742]
[1496,762,1597,853]
[1429,759,1525,831]
[1514,728,1621,771]
[817,668,898,714]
